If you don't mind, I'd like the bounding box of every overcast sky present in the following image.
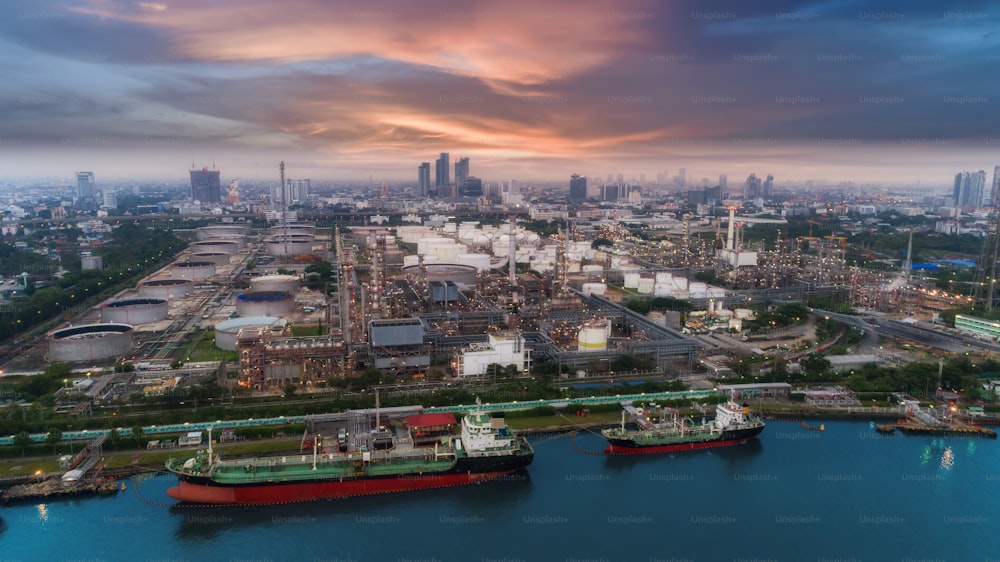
[1,0,999,185]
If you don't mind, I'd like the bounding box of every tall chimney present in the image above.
[509,216,517,286]
[726,206,736,251]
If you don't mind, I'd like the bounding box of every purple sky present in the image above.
[1,0,998,185]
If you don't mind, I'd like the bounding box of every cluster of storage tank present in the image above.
[623,272,725,299]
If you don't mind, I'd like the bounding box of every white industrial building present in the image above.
[456,331,530,377]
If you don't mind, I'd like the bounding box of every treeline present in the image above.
[0,224,184,342]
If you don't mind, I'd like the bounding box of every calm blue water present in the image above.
[2,420,998,562]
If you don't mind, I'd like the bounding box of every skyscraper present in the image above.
[743,173,761,200]
[455,157,470,194]
[418,162,431,197]
[435,152,450,193]
[569,173,588,202]
[763,174,774,199]
[190,167,222,202]
[76,171,95,201]
[990,166,1000,209]
[954,171,987,209]
[101,189,116,209]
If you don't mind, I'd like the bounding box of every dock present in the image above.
[875,412,997,438]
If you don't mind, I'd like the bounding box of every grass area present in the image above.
[1,458,61,477]
[506,410,622,430]
[290,325,325,337]
[186,332,238,362]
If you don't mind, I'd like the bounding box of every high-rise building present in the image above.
[719,174,728,192]
[743,173,761,200]
[569,173,588,202]
[101,189,116,209]
[418,162,431,197]
[616,173,624,185]
[763,174,774,199]
[435,152,450,191]
[990,166,1000,209]
[455,157,470,194]
[76,172,95,201]
[190,168,222,202]
[272,179,310,204]
[227,180,240,205]
[954,171,987,209]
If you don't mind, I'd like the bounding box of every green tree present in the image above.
[284,384,298,397]
[131,425,145,448]
[13,431,31,456]
[107,428,121,451]
[800,353,831,377]
[45,428,62,454]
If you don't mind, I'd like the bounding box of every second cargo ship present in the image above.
[165,399,533,505]
[602,394,765,455]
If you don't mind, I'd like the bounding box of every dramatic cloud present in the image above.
[0,0,998,182]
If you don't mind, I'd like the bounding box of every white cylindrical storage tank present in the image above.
[196,225,247,240]
[100,298,168,325]
[250,274,301,293]
[443,222,457,233]
[457,253,492,272]
[735,308,754,320]
[417,237,454,256]
[707,287,727,298]
[673,277,689,291]
[637,277,654,294]
[190,252,231,266]
[582,283,607,297]
[672,290,689,299]
[235,291,295,317]
[655,272,673,284]
[47,323,133,362]
[171,261,216,280]
[582,264,603,273]
[717,309,734,321]
[265,236,314,257]
[403,255,421,267]
[623,272,640,289]
[189,240,240,255]
[689,282,707,296]
[433,243,467,262]
[577,319,610,353]
[81,255,103,271]
[653,283,674,297]
[138,278,194,299]
[214,317,286,350]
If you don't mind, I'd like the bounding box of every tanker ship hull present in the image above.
[604,424,764,455]
[167,451,533,505]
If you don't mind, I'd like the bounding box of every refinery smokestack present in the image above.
[726,206,736,251]
[509,216,517,286]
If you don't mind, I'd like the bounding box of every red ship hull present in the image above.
[604,435,756,455]
[166,469,522,505]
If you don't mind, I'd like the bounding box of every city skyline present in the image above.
[1,0,999,184]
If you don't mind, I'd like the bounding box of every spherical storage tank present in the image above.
[214,317,286,350]
[577,318,610,353]
[138,278,194,299]
[456,253,491,272]
[250,274,301,293]
[48,323,134,362]
[171,261,216,280]
[100,298,168,325]
[235,291,295,317]
[190,240,241,254]
[190,252,231,266]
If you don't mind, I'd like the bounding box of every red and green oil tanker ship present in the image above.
[602,395,765,455]
[166,401,533,505]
